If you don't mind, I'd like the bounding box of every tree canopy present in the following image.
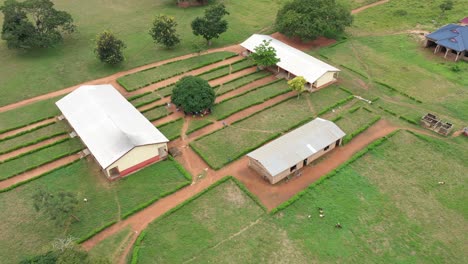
[249,39,280,68]
[32,189,79,227]
[149,14,180,49]
[0,0,75,49]
[191,3,229,46]
[288,76,307,98]
[275,0,352,40]
[94,31,126,65]
[171,75,215,114]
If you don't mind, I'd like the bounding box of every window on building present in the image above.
[290,165,297,172]
[324,145,330,151]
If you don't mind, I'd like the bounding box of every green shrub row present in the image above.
[375,81,423,103]
[216,79,283,105]
[157,118,184,140]
[339,64,368,79]
[399,115,418,125]
[76,220,119,244]
[378,105,398,116]
[186,120,213,135]
[0,159,80,193]
[0,115,56,135]
[317,95,354,116]
[326,38,348,49]
[118,53,238,91]
[142,104,172,122]
[331,115,343,122]
[270,129,400,214]
[133,97,162,109]
[128,92,151,101]
[168,155,193,182]
[370,96,380,102]
[0,121,57,142]
[362,107,373,113]
[197,58,253,79]
[0,131,68,156]
[319,54,329,60]
[348,106,361,113]
[343,116,381,144]
[121,181,190,219]
[130,230,148,264]
[1,137,72,163]
[230,177,267,212]
[338,86,354,95]
[213,71,271,95]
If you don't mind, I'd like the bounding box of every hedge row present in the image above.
[378,105,398,116]
[0,121,56,142]
[130,230,147,264]
[348,106,361,114]
[128,92,151,101]
[399,115,418,125]
[197,59,255,81]
[76,219,119,244]
[331,115,343,122]
[216,79,283,105]
[317,95,354,116]
[375,81,423,103]
[117,53,238,91]
[213,70,271,96]
[186,120,213,135]
[339,64,368,79]
[363,107,373,113]
[230,177,267,212]
[168,155,193,182]
[339,86,354,95]
[0,131,67,156]
[343,116,381,144]
[157,118,184,140]
[1,137,72,163]
[0,159,81,193]
[0,115,56,135]
[270,129,400,214]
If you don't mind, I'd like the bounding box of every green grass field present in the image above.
[0,0,289,106]
[197,59,255,81]
[142,105,172,122]
[117,52,237,91]
[191,86,351,169]
[0,138,83,180]
[213,70,271,95]
[89,227,134,263]
[129,92,162,108]
[135,131,468,263]
[158,118,184,140]
[0,159,191,263]
[186,118,214,135]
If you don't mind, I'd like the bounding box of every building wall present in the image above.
[249,138,343,184]
[315,71,337,88]
[105,143,167,178]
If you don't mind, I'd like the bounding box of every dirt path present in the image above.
[0,118,56,140]
[0,45,244,114]
[0,134,68,162]
[351,0,389,14]
[0,153,81,190]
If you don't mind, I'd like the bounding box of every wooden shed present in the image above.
[247,118,345,184]
[56,84,169,179]
[240,34,340,90]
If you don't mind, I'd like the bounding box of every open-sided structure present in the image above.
[247,118,345,184]
[56,84,169,179]
[240,34,340,90]
[425,24,468,61]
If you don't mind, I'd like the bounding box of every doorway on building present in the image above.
[303,158,308,167]
[335,139,340,147]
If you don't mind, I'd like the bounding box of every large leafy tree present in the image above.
[191,3,229,46]
[171,75,215,114]
[0,0,75,49]
[94,31,126,65]
[250,39,280,68]
[288,76,307,98]
[275,0,352,40]
[149,14,180,49]
[32,189,80,227]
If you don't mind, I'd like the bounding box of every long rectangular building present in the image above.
[56,84,169,179]
[247,118,345,184]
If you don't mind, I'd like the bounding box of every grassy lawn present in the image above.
[212,79,289,120]
[186,118,214,135]
[0,96,62,133]
[0,0,288,106]
[142,105,172,122]
[129,92,162,108]
[116,52,237,91]
[213,70,271,95]
[158,118,184,140]
[89,227,134,263]
[135,131,468,263]
[155,84,175,98]
[191,86,351,169]
[0,158,191,263]
[197,59,255,81]
[0,138,83,180]
[318,34,467,124]
[0,122,68,155]
[135,179,266,264]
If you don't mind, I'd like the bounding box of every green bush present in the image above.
[130,231,147,264]
[343,116,381,144]
[317,95,354,116]
[399,115,418,125]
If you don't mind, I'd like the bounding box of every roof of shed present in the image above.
[247,118,345,176]
[56,84,168,169]
[240,34,340,85]
[426,24,468,52]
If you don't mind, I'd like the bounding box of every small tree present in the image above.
[275,0,352,40]
[439,0,453,18]
[171,75,215,114]
[288,76,307,98]
[94,31,126,65]
[0,0,75,49]
[149,14,180,49]
[191,3,229,46]
[33,189,80,227]
[249,39,280,68]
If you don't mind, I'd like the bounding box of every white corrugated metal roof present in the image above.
[240,34,340,85]
[56,85,168,169]
[247,118,345,176]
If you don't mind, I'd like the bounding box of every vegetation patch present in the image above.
[157,118,184,140]
[186,118,214,135]
[130,93,162,108]
[142,105,172,122]
[116,52,237,91]
[213,70,271,95]
[197,59,255,81]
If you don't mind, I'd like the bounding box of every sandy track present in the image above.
[351,0,389,14]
